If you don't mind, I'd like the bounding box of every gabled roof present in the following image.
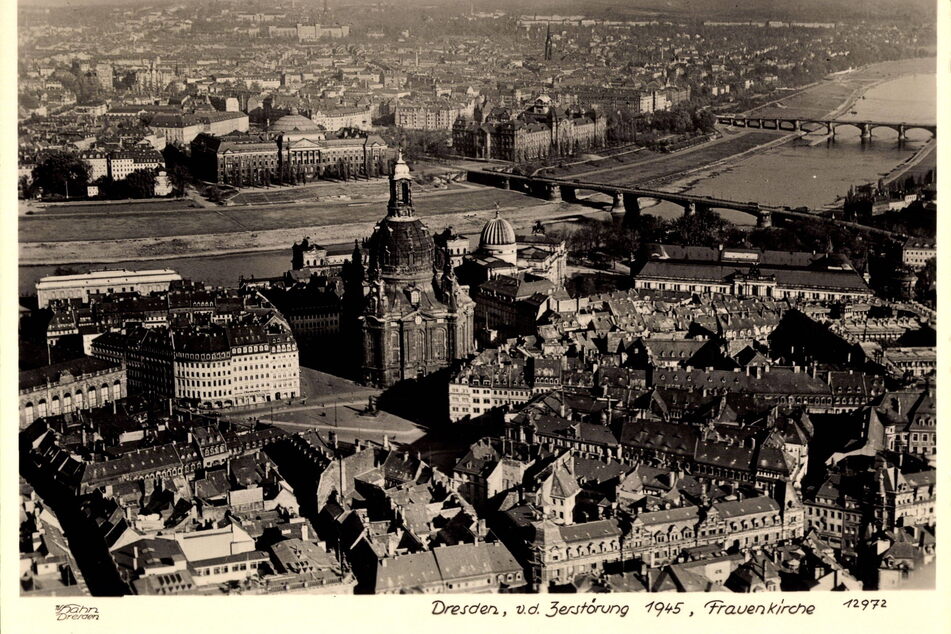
[713,496,780,519]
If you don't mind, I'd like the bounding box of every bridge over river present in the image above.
[715,115,936,140]
[465,170,910,240]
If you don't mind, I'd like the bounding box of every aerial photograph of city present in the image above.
[11,0,938,601]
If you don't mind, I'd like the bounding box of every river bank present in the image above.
[18,57,934,269]
[18,198,600,267]
[635,61,936,207]
[882,139,936,186]
[543,57,933,184]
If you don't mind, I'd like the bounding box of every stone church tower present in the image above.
[358,152,475,387]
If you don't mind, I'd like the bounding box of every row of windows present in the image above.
[194,561,259,576]
[23,383,121,421]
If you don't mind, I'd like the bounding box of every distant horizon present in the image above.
[17,0,937,20]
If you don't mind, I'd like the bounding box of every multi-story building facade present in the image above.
[868,387,936,461]
[191,132,280,185]
[448,351,557,422]
[310,107,372,131]
[498,511,623,589]
[36,269,183,307]
[631,244,874,302]
[295,23,350,40]
[18,357,127,428]
[90,320,300,409]
[453,97,606,162]
[270,111,388,182]
[626,496,804,567]
[104,149,164,180]
[474,274,558,337]
[805,458,935,560]
[79,149,109,181]
[882,347,936,377]
[395,101,465,130]
[901,239,936,270]
[150,112,249,146]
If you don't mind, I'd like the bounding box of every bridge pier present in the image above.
[622,193,641,230]
[609,191,624,214]
[500,176,510,190]
[861,123,872,140]
[541,183,561,202]
[897,125,907,141]
[559,185,577,203]
[756,210,772,228]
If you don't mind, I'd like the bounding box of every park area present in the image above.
[33,199,201,216]
[18,185,532,244]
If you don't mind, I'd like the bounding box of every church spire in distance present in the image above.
[544,21,553,61]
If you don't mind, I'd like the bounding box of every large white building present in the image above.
[310,107,372,131]
[36,269,183,307]
[631,244,873,302]
[91,321,300,409]
[79,149,109,181]
[149,112,249,146]
[901,239,936,270]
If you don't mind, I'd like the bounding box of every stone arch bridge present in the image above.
[715,115,936,140]
[467,170,780,228]
[465,170,910,240]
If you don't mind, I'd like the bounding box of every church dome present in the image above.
[368,216,435,281]
[271,111,321,133]
[368,151,435,282]
[479,211,516,248]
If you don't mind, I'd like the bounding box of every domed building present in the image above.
[457,207,567,286]
[271,107,388,184]
[356,152,475,387]
[270,108,325,135]
[479,210,517,264]
[439,209,568,341]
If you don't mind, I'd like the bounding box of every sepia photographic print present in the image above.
[6,0,943,619]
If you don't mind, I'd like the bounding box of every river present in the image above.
[643,71,936,224]
[17,70,935,295]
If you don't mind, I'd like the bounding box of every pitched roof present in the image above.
[558,519,620,542]
[374,551,442,592]
[20,357,122,391]
[432,542,521,581]
[713,496,780,519]
[634,505,700,526]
